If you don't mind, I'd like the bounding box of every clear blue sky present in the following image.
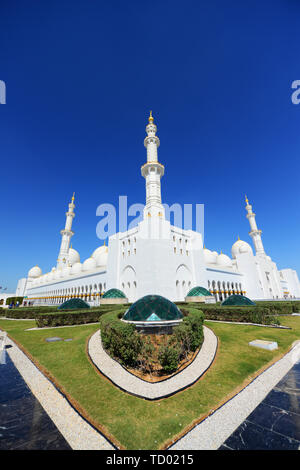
[0,1,300,291]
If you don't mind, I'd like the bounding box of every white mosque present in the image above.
[16,113,300,305]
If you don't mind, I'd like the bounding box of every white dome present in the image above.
[203,248,217,264]
[62,266,72,277]
[69,248,80,266]
[91,244,108,259]
[231,239,253,258]
[217,253,232,267]
[95,251,108,267]
[71,262,82,275]
[28,265,42,278]
[82,257,97,271]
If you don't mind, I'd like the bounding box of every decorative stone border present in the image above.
[88,326,218,400]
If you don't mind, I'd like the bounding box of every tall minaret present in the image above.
[245,195,265,255]
[57,193,75,268]
[141,111,165,218]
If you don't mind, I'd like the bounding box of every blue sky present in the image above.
[0,1,300,291]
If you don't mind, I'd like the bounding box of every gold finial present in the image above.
[238,235,240,241]
[148,110,154,123]
[103,240,106,246]
[203,243,206,249]
[71,192,75,203]
[70,243,72,249]
[245,194,249,205]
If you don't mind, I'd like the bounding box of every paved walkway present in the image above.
[0,332,114,450]
[219,360,300,450]
[0,353,71,450]
[170,340,300,449]
[88,326,218,400]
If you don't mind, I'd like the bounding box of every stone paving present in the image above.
[0,331,114,450]
[0,353,71,450]
[88,326,218,400]
[220,360,300,450]
[169,340,300,449]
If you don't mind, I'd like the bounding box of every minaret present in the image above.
[57,193,75,268]
[141,111,165,218]
[245,195,265,255]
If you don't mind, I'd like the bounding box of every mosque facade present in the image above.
[16,114,300,305]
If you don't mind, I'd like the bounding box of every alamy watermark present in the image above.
[291,80,300,104]
[95,196,204,240]
[0,80,6,104]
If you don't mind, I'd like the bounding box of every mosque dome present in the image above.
[102,288,126,299]
[123,295,183,322]
[217,253,232,267]
[222,294,255,306]
[95,251,108,267]
[203,248,217,264]
[82,257,97,271]
[92,244,108,260]
[71,262,82,275]
[28,265,42,278]
[68,248,80,265]
[186,286,212,297]
[231,239,253,258]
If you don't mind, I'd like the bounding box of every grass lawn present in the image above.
[0,316,300,450]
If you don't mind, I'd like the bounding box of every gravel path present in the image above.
[1,330,114,450]
[88,326,218,400]
[169,340,300,449]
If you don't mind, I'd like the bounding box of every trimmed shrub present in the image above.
[255,302,293,315]
[158,341,180,373]
[185,304,280,325]
[35,306,121,328]
[6,297,24,305]
[291,301,300,313]
[6,306,58,319]
[175,309,204,353]
[100,316,142,367]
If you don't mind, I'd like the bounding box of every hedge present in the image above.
[100,314,142,367]
[35,306,123,328]
[255,301,300,314]
[183,305,280,325]
[99,307,205,372]
[6,296,24,305]
[5,306,58,318]
[159,308,205,372]
[178,300,300,316]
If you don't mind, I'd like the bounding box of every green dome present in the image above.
[186,286,212,297]
[221,295,255,306]
[102,288,126,299]
[58,298,90,310]
[123,295,183,322]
